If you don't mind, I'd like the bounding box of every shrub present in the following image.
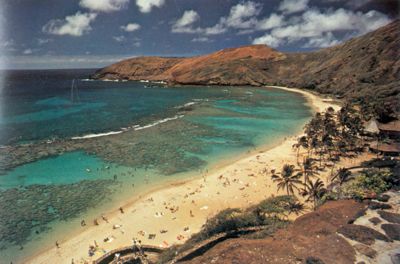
[256,195,298,219]
[341,168,394,199]
[157,196,297,263]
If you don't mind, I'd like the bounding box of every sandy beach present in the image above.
[23,87,372,264]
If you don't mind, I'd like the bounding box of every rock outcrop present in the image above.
[172,191,400,264]
[179,200,366,264]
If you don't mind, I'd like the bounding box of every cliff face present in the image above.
[93,44,286,86]
[93,20,399,108]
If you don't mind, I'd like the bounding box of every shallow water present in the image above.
[0,69,312,263]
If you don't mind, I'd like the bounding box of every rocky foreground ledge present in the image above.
[181,191,400,264]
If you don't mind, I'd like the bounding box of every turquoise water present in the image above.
[0,151,129,188]
[0,69,312,263]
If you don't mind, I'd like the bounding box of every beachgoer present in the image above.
[119,207,124,214]
[88,245,95,257]
[94,219,99,225]
[81,220,86,226]
[55,241,60,248]
[101,215,109,223]
[190,210,194,217]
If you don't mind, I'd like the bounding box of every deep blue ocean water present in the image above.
[0,69,312,263]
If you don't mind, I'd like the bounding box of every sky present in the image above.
[0,0,397,69]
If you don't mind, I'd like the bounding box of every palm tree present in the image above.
[300,179,327,210]
[285,201,305,216]
[271,164,302,195]
[293,136,309,164]
[331,167,352,186]
[309,137,319,158]
[301,157,317,184]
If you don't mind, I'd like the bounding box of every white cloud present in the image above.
[204,22,227,35]
[171,2,281,37]
[303,32,340,48]
[121,23,141,32]
[113,35,126,42]
[136,0,165,13]
[279,0,309,14]
[175,10,199,28]
[225,1,261,29]
[23,49,33,55]
[171,2,260,36]
[191,37,212,43]
[253,8,391,48]
[37,38,52,45]
[1,39,16,51]
[171,10,200,33]
[79,0,129,12]
[256,13,285,30]
[43,12,97,37]
[252,34,283,48]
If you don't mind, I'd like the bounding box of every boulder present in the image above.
[338,224,390,245]
[378,211,400,224]
[368,217,382,225]
[354,243,377,258]
[381,224,400,240]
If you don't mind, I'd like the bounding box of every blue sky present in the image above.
[0,0,396,69]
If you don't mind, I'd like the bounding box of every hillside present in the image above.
[93,44,286,86]
[93,20,400,116]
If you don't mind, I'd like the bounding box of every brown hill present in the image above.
[93,20,400,114]
[94,44,286,86]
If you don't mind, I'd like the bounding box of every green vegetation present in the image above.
[341,168,396,200]
[271,164,302,195]
[280,105,398,209]
[157,195,298,263]
[300,179,327,210]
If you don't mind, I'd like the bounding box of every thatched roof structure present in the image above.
[364,119,380,134]
[378,120,400,133]
[369,141,400,155]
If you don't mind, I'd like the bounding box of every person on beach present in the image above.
[94,218,99,225]
[102,214,109,223]
[81,220,86,226]
[55,241,60,248]
[119,207,124,213]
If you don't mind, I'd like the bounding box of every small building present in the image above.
[378,120,400,139]
[363,119,380,135]
[369,141,400,156]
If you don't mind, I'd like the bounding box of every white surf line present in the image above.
[71,115,184,139]
[134,115,184,131]
[71,131,123,139]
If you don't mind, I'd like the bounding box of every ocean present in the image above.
[0,69,312,263]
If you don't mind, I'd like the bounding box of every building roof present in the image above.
[369,141,400,153]
[378,120,400,133]
[364,120,379,134]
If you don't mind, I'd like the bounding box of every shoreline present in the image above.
[23,86,347,264]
